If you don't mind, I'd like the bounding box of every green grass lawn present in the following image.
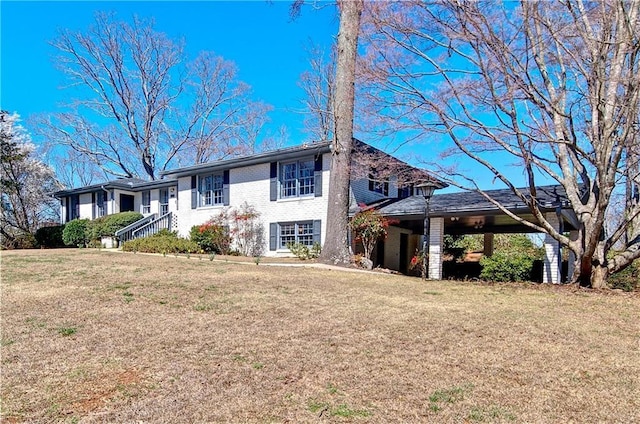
[1,249,639,423]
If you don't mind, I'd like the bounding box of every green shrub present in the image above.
[62,219,90,247]
[86,212,143,241]
[609,260,639,292]
[35,225,66,248]
[189,222,231,254]
[6,232,38,249]
[122,229,199,254]
[287,242,321,260]
[480,252,534,282]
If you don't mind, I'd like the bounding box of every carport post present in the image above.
[543,213,562,284]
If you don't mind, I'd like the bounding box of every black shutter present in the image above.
[191,176,197,209]
[269,162,278,201]
[313,220,321,244]
[91,192,96,219]
[65,197,70,223]
[314,155,323,197]
[223,170,230,206]
[269,222,278,251]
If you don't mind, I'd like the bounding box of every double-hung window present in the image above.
[141,190,151,214]
[278,221,315,249]
[280,159,314,198]
[199,174,224,207]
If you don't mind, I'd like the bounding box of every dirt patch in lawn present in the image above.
[1,249,639,423]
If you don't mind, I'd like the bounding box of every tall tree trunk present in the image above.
[320,0,363,265]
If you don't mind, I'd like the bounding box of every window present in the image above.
[141,190,151,214]
[68,195,80,222]
[279,221,315,249]
[159,188,169,215]
[95,191,106,217]
[280,159,314,198]
[199,174,224,207]
[369,173,389,196]
[269,220,321,251]
[398,185,414,199]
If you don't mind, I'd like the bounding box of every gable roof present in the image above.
[160,141,333,178]
[53,139,445,197]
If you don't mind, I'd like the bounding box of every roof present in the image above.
[53,139,445,197]
[160,141,333,178]
[377,185,571,217]
[53,177,177,198]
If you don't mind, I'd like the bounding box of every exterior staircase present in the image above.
[115,212,174,244]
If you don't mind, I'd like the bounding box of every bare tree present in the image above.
[361,0,640,287]
[320,0,364,265]
[38,13,269,182]
[298,41,336,142]
[1,112,62,247]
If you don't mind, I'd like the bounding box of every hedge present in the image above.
[35,225,66,248]
[86,212,143,241]
[122,230,199,254]
[62,219,90,247]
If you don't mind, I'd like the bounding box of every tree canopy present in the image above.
[1,111,62,248]
[360,0,640,287]
[39,12,271,182]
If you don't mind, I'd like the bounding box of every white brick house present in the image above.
[54,140,424,257]
[54,139,577,283]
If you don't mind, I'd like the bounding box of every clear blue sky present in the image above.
[1,1,536,191]
[1,0,338,145]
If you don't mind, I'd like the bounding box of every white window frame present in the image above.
[199,174,224,207]
[280,159,314,198]
[279,221,314,249]
[96,191,106,217]
[141,190,151,214]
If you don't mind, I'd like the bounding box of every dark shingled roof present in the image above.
[53,177,177,197]
[377,185,570,217]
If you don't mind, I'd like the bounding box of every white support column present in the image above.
[168,186,179,231]
[543,213,562,284]
[60,198,66,224]
[428,217,445,280]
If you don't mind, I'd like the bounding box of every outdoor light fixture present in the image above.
[416,181,439,281]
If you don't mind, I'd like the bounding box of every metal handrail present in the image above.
[115,214,157,242]
[131,212,173,240]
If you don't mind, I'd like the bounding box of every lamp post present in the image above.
[416,181,438,281]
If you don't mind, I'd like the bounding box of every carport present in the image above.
[375,185,578,283]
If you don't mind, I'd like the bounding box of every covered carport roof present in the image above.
[376,185,577,234]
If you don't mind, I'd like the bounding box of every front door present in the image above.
[120,194,135,212]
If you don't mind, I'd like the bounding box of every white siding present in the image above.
[78,193,93,219]
[384,226,412,271]
[175,152,331,257]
